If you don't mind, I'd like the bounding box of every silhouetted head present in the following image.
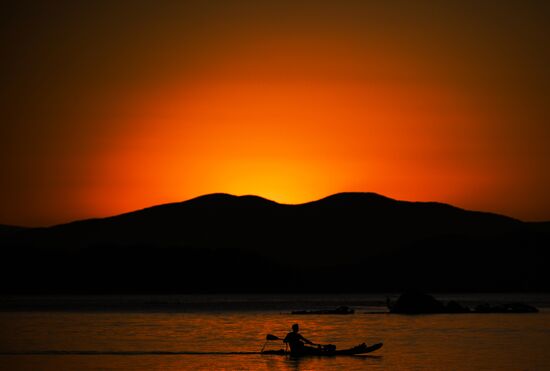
[292,323,299,333]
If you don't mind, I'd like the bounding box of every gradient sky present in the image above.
[1,1,549,226]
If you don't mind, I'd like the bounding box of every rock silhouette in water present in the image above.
[389,292,538,314]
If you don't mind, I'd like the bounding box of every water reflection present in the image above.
[283,354,381,371]
[0,310,549,370]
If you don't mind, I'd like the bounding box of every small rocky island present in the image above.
[388,292,539,314]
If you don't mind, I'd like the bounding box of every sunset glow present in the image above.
[1,1,549,225]
[94,77,486,213]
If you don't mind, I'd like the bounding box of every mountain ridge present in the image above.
[0,192,547,293]
[1,192,527,230]
[24,192,524,228]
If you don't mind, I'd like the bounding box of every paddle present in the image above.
[262,334,285,352]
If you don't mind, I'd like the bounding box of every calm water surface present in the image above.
[1,294,549,370]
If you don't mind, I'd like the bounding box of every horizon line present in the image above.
[3,191,542,229]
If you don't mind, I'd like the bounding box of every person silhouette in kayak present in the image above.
[283,323,319,354]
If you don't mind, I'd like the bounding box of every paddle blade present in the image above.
[266,334,281,341]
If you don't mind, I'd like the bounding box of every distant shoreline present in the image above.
[1,292,549,313]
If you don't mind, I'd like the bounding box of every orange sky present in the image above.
[1,1,549,226]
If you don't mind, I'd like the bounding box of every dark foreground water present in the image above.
[1,294,549,370]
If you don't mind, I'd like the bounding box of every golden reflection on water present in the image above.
[1,311,549,370]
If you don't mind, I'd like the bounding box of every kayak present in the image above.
[261,342,383,356]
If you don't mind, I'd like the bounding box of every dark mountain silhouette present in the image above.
[0,224,27,238]
[1,193,548,293]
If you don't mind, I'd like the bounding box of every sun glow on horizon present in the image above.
[3,2,549,226]
[82,71,496,220]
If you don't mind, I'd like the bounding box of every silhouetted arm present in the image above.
[299,334,316,346]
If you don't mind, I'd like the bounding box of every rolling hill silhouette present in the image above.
[1,193,548,293]
[0,224,27,237]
